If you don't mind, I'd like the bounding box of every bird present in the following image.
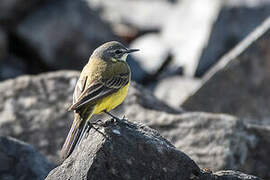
[60,41,139,160]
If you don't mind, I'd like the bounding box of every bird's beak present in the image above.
[125,49,140,54]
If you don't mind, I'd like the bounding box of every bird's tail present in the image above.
[60,113,90,161]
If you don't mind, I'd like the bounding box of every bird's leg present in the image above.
[104,111,122,122]
[122,115,128,121]
[87,121,108,139]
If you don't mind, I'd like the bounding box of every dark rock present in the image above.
[200,170,262,180]
[183,17,270,125]
[0,27,7,60]
[0,54,27,80]
[0,0,44,26]
[126,55,148,83]
[196,1,270,76]
[16,0,118,70]
[46,119,200,180]
[0,136,55,180]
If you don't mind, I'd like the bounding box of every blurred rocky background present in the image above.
[0,0,270,179]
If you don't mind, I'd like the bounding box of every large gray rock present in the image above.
[0,136,55,180]
[183,17,270,125]
[196,1,270,76]
[46,119,200,180]
[0,71,78,163]
[137,112,257,173]
[16,0,118,70]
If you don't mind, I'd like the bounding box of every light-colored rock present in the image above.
[0,136,55,180]
[130,33,170,74]
[0,71,78,164]
[153,76,202,107]
[161,0,222,76]
[86,0,175,30]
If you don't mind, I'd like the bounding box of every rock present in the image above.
[244,124,270,179]
[200,170,262,180]
[183,17,270,125]
[153,76,202,108]
[16,0,118,70]
[161,0,222,76]
[137,112,257,173]
[0,136,55,180]
[0,71,78,164]
[0,0,43,26]
[196,1,270,76]
[130,33,170,75]
[46,119,200,180]
[85,0,175,31]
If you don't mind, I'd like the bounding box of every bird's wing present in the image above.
[68,72,130,111]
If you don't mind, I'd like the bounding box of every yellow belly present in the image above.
[93,83,130,114]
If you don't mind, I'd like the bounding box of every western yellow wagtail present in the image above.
[61,41,139,160]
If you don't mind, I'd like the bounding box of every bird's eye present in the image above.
[115,50,123,54]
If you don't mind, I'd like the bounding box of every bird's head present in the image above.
[92,41,139,62]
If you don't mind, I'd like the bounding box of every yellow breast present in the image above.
[93,83,130,114]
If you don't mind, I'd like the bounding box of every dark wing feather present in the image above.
[69,72,129,111]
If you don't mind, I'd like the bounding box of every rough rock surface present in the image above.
[136,112,257,173]
[0,136,55,180]
[200,170,262,180]
[46,119,200,180]
[183,17,270,125]
[16,0,118,70]
[0,71,78,163]
[244,124,270,179]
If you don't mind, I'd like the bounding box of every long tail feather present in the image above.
[60,113,88,160]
